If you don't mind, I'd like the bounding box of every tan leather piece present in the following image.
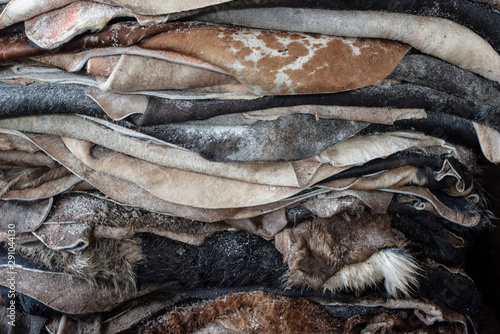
[0,0,76,30]
[0,265,164,314]
[0,198,52,233]
[0,115,347,188]
[85,87,149,120]
[201,8,500,83]
[225,208,287,239]
[0,169,81,200]
[302,190,393,216]
[86,55,120,76]
[32,45,226,73]
[45,192,230,246]
[318,166,429,191]
[473,122,500,163]
[0,133,40,152]
[387,186,482,226]
[1,130,326,221]
[139,22,409,95]
[33,222,92,252]
[97,54,238,92]
[243,105,427,125]
[0,149,59,168]
[275,213,400,291]
[318,132,445,167]
[62,137,303,209]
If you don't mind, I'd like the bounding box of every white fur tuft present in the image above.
[323,248,420,297]
[285,248,420,298]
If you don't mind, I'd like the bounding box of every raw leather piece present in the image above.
[0,167,81,201]
[1,80,496,128]
[316,150,474,195]
[85,87,149,120]
[0,82,104,119]
[197,8,500,83]
[0,265,164,314]
[0,22,176,61]
[0,150,59,168]
[32,44,226,73]
[302,190,393,216]
[0,0,75,30]
[62,137,304,209]
[388,54,500,108]
[43,192,233,245]
[24,1,173,49]
[225,208,287,239]
[243,105,427,125]
[139,22,409,95]
[0,133,39,153]
[384,186,481,226]
[318,161,472,198]
[129,82,500,127]
[0,113,368,163]
[317,132,444,167]
[84,54,120,76]
[0,114,346,187]
[138,114,368,162]
[0,64,99,87]
[317,166,437,193]
[301,195,364,218]
[197,0,500,54]
[275,213,400,291]
[473,122,500,163]
[0,198,52,233]
[1,130,328,221]
[361,112,488,158]
[97,54,237,92]
[0,64,243,99]
[32,222,92,252]
[97,0,232,15]
[24,1,139,49]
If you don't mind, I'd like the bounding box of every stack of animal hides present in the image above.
[1,0,499,333]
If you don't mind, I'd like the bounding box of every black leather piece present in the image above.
[388,54,500,108]
[132,83,500,127]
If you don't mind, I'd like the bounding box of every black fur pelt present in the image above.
[136,231,287,290]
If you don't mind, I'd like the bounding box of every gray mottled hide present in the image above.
[141,114,368,162]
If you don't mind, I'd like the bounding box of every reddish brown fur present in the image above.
[275,212,401,290]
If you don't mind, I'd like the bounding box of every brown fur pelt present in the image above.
[275,211,418,296]
[130,291,466,334]
[15,237,144,294]
[135,291,338,334]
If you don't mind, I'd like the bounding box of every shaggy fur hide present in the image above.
[15,237,143,293]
